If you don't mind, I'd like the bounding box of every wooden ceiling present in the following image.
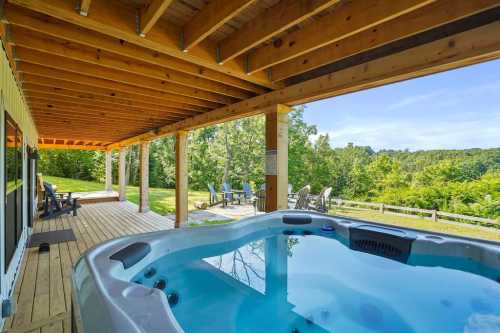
[1,0,499,150]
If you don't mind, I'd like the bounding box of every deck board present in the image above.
[2,201,174,333]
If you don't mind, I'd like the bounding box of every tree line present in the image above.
[39,106,500,219]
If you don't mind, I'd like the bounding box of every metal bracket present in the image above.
[136,9,145,37]
[2,299,15,318]
[179,30,186,52]
[216,45,222,65]
[267,68,273,81]
[245,53,251,75]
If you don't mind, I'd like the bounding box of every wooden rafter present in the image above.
[248,0,435,73]
[22,82,208,113]
[10,38,252,100]
[107,19,500,148]
[3,5,269,93]
[218,0,341,63]
[139,0,174,37]
[182,0,256,51]
[16,60,237,105]
[20,74,221,109]
[269,0,500,82]
[20,72,222,109]
[6,0,274,88]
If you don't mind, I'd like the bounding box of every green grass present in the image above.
[44,176,500,240]
[331,207,500,242]
[44,176,208,215]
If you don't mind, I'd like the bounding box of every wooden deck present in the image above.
[2,202,174,333]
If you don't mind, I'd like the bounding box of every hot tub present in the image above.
[72,211,500,333]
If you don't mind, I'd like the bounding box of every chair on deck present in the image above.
[208,183,227,207]
[222,182,241,205]
[309,187,333,213]
[292,185,311,210]
[242,183,253,203]
[40,182,80,220]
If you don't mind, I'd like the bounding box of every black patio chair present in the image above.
[40,182,80,220]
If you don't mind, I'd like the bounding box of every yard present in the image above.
[44,176,500,241]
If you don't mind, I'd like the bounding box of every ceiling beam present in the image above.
[218,0,340,63]
[107,19,500,148]
[19,71,222,109]
[3,5,268,93]
[5,0,274,88]
[15,58,237,105]
[139,0,174,37]
[182,0,256,51]
[248,0,434,74]
[26,94,188,120]
[38,143,107,151]
[270,0,500,82]
[78,0,92,16]
[22,82,208,113]
[9,33,252,100]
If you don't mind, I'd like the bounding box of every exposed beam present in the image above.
[248,0,434,73]
[3,5,268,93]
[26,93,189,119]
[270,0,500,82]
[22,80,209,113]
[20,71,222,109]
[10,36,252,100]
[5,0,274,88]
[78,0,91,16]
[182,0,256,51]
[107,19,500,148]
[23,84,204,115]
[15,58,237,105]
[139,0,173,37]
[218,0,341,63]
[38,143,107,150]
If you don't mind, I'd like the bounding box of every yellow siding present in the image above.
[1,42,38,146]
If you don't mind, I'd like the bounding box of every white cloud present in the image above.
[315,111,500,151]
[387,90,448,111]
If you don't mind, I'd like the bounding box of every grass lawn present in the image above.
[331,207,500,242]
[44,176,500,241]
[45,176,208,215]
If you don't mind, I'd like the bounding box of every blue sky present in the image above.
[303,59,500,151]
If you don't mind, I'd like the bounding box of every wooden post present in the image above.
[379,203,385,213]
[139,142,150,213]
[175,131,188,228]
[118,147,127,201]
[265,104,291,212]
[105,149,113,192]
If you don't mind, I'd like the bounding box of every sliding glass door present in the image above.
[4,112,23,272]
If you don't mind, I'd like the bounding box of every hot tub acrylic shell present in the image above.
[72,210,500,333]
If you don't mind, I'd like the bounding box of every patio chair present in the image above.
[207,183,227,207]
[222,182,241,205]
[40,182,80,220]
[242,183,253,203]
[293,185,311,210]
[309,187,333,213]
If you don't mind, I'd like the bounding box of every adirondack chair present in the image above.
[208,183,227,207]
[40,182,80,219]
[242,183,253,203]
[293,185,311,210]
[222,182,241,205]
[309,187,333,213]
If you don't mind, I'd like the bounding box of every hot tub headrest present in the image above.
[282,215,312,225]
[110,242,151,269]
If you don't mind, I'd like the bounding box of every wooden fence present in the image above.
[330,199,500,227]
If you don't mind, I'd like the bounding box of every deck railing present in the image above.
[331,199,500,228]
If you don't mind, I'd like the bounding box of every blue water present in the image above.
[133,229,500,333]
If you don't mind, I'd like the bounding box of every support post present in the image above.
[175,131,188,228]
[105,150,113,192]
[139,142,150,213]
[265,104,291,212]
[118,147,127,201]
